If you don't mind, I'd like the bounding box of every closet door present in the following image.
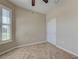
[47,18,56,45]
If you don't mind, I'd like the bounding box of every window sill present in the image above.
[0,40,12,45]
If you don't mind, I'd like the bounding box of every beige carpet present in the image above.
[0,43,77,59]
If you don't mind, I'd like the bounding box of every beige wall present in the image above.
[15,7,46,45]
[46,0,78,55]
[0,0,16,53]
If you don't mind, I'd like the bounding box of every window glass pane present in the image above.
[2,8,11,24]
[0,8,2,41]
[0,5,12,43]
[2,25,11,41]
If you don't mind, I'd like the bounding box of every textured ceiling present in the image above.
[9,0,62,14]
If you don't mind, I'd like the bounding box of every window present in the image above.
[0,5,12,44]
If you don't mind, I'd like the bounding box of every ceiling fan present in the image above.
[32,0,48,6]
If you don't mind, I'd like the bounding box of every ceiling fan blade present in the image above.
[43,0,48,3]
[32,0,35,6]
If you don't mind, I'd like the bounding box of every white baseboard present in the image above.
[0,47,17,56]
[48,42,78,57]
[56,45,78,57]
[17,41,47,48]
[0,41,47,56]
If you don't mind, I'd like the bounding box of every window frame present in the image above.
[0,4,13,45]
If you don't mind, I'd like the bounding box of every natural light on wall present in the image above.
[0,4,12,44]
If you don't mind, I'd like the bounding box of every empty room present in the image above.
[0,0,78,59]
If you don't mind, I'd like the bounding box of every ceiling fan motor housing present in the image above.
[32,0,48,6]
[43,0,48,3]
